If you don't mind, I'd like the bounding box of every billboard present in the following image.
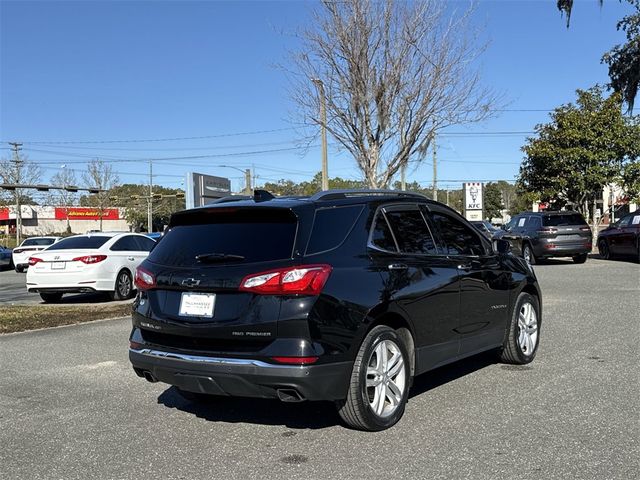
[185,172,231,209]
[54,207,120,220]
[463,182,483,221]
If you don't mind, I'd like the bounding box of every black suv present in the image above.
[129,190,541,431]
[502,211,592,265]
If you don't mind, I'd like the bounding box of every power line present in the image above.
[10,127,297,145]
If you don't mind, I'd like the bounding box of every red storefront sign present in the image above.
[54,207,120,220]
[0,208,8,220]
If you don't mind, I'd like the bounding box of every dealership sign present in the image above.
[54,208,120,220]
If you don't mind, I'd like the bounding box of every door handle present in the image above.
[457,264,472,271]
[388,263,408,271]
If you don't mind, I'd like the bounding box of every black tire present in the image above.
[40,292,63,303]
[15,265,23,273]
[336,325,411,431]
[572,253,588,264]
[175,388,217,403]
[110,270,133,300]
[522,243,536,265]
[598,239,611,260]
[500,292,541,365]
[8,258,14,270]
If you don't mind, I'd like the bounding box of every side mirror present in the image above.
[493,238,511,255]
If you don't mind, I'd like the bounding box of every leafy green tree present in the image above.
[622,160,640,201]
[518,86,640,221]
[484,183,504,220]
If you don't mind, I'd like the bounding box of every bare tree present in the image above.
[288,0,499,188]
[0,153,42,242]
[48,167,78,233]
[82,159,119,231]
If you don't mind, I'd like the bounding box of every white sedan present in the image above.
[26,232,155,303]
[12,236,62,272]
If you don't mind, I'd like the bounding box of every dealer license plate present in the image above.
[179,292,215,317]
[51,261,66,270]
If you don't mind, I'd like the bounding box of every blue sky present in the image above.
[0,0,634,195]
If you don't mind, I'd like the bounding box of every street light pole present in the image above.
[148,160,153,233]
[312,79,329,191]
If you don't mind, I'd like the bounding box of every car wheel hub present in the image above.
[517,302,538,355]
[365,339,406,418]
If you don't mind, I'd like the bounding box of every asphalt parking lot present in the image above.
[1,256,638,479]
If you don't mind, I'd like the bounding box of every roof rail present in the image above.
[309,189,427,202]
[210,195,252,204]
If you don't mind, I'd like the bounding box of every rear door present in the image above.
[616,214,637,254]
[368,204,461,373]
[428,207,510,355]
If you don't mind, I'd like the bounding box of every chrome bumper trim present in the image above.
[130,348,288,369]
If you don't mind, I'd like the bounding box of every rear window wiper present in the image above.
[195,253,245,263]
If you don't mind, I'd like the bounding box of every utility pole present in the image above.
[9,142,23,245]
[432,137,437,202]
[400,164,406,191]
[312,79,329,191]
[148,160,153,233]
[446,189,450,206]
[244,169,252,195]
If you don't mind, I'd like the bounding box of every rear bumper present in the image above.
[535,243,591,257]
[27,286,98,294]
[129,347,352,401]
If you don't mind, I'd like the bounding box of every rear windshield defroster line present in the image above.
[149,207,298,266]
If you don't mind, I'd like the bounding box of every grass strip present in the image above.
[0,303,132,334]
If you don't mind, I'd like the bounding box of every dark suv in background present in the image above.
[129,190,541,431]
[502,211,592,264]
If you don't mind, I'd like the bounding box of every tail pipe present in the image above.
[277,388,305,403]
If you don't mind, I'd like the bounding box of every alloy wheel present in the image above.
[118,272,132,298]
[517,302,538,355]
[365,339,406,418]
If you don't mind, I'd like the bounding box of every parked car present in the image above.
[12,236,62,272]
[0,245,13,270]
[471,221,523,257]
[470,220,501,237]
[129,189,541,431]
[502,211,592,264]
[25,232,155,303]
[145,232,163,241]
[597,210,640,262]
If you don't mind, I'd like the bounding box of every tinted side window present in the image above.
[370,212,398,252]
[384,210,438,255]
[111,236,139,252]
[134,236,156,252]
[430,212,485,256]
[306,205,363,255]
[528,216,542,229]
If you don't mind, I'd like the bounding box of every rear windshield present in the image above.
[542,214,587,227]
[22,238,56,246]
[46,236,111,250]
[149,208,297,266]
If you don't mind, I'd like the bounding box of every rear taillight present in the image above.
[135,266,156,291]
[271,356,319,365]
[239,264,332,295]
[28,257,42,266]
[537,227,557,234]
[73,255,107,264]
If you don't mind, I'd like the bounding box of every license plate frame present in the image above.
[51,261,66,270]
[179,292,216,318]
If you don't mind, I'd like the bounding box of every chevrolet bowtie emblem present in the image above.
[181,278,200,287]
